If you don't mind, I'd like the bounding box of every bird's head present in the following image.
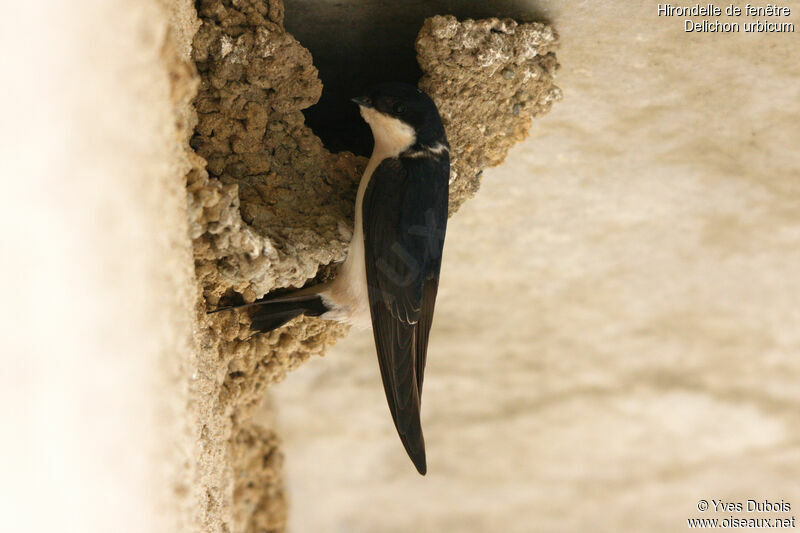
[352,82,447,158]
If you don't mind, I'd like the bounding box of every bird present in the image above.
[210,82,450,475]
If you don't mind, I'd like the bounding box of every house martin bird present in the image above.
[211,82,450,475]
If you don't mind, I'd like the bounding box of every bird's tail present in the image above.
[208,291,329,333]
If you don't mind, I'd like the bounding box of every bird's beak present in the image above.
[351,95,372,108]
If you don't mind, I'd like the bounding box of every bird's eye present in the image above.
[393,102,406,114]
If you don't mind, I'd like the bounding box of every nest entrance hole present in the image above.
[283,0,543,156]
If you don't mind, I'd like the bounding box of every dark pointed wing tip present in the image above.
[406,443,427,475]
[411,451,427,476]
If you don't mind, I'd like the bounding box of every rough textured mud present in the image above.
[183,2,560,532]
[189,1,361,304]
[230,422,287,533]
[417,15,561,211]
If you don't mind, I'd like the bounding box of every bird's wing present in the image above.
[362,155,449,475]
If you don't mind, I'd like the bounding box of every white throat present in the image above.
[359,106,416,158]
